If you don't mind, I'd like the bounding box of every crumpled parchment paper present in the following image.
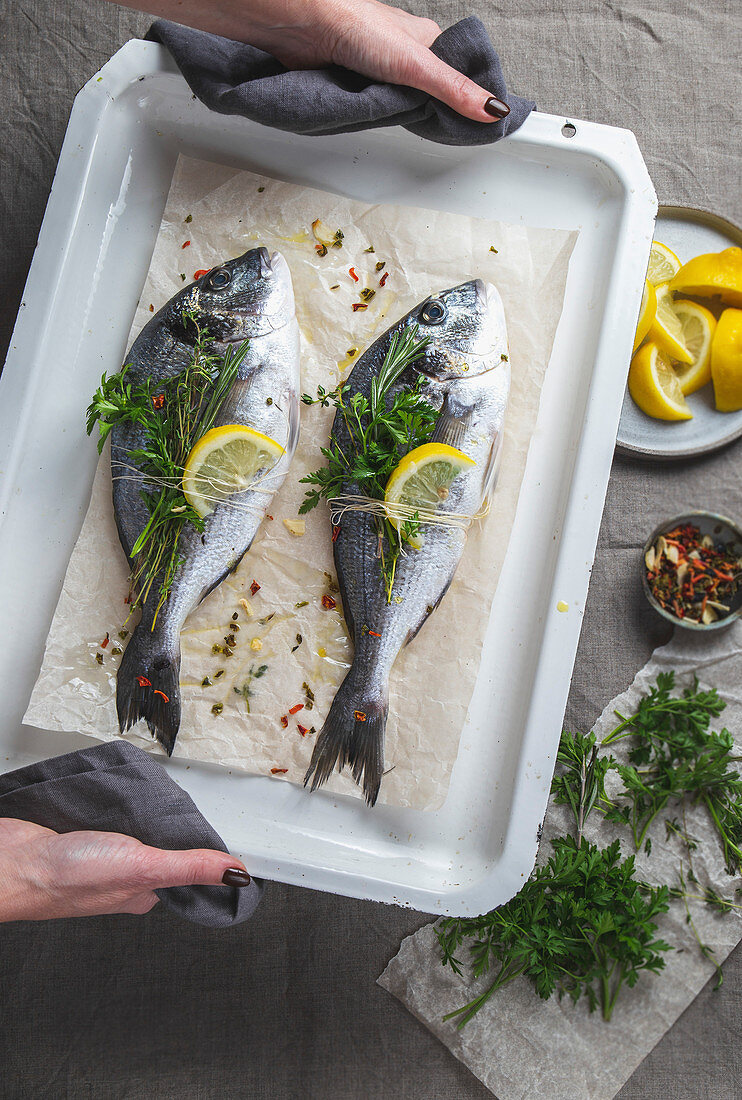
[24,155,576,808]
[379,623,742,1096]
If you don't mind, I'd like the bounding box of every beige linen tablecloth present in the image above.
[1,1,740,1097]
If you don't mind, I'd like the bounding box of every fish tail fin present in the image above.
[304,664,388,806]
[116,623,181,756]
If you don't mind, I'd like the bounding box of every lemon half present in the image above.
[182,424,285,518]
[647,283,694,365]
[670,247,742,308]
[711,308,742,412]
[647,241,681,287]
[384,442,476,547]
[628,342,692,421]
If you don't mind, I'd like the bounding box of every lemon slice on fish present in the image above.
[182,424,284,518]
[384,442,476,548]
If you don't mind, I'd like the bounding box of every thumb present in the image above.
[137,845,252,890]
[400,42,510,123]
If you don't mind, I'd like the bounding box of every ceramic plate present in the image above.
[616,206,742,460]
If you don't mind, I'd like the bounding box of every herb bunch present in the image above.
[438,837,671,1025]
[299,326,435,599]
[87,313,249,620]
[603,672,742,871]
[437,672,742,1027]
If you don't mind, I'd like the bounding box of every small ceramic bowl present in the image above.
[641,510,742,631]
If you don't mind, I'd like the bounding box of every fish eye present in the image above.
[420,298,447,325]
[208,268,231,290]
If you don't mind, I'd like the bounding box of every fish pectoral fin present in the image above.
[431,392,475,450]
[213,375,257,425]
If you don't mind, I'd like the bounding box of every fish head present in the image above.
[408,280,506,381]
[171,247,296,343]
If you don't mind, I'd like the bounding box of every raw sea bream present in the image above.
[305,280,510,805]
[111,247,300,753]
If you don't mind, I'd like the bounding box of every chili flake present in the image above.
[271,768,288,775]
[354,710,367,722]
[379,272,390,287]
[149,304,154,312]
[182,240,191,249]
[289,703,304,715]
[352,303,368,312]
[332,525,341,542]
[321,594,337,610]
[153,689,170,702]
[194,268,209,280]
[297,723,310,737]
[101,633,110,649]
[368,630,382,638]
[250,580,261,596]
[348,267,360,282]
[280,715,289,728]
[152,393,165,410]
[136,675,151,688]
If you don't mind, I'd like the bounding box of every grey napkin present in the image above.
[0,741,262,927]
[147,16,534,146]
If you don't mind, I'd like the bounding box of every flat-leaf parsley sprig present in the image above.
[300,326,436,599]
[438,837,671,1026]
[602,672,742,870]
[87,312,249,619]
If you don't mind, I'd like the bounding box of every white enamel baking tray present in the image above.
[0,41,656,915]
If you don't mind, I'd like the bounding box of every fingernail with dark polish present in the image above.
[222,867,251,887]
[484,96,510,119]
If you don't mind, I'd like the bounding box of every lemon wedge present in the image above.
[647,241,681,287]
[670,300,717,394]
[633,279,657,352]
[670,247,742,308]
[182,424,285,518]
[647,283,694,365]
[711,308,742,412]
[628,342,692,421]
[384,442,476,547]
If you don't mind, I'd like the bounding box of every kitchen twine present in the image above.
[112,462,488,529]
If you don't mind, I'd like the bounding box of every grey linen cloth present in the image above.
[0,740,262,927]
[146,16,534,145]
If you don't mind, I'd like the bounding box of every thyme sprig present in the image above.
[86,313,249,619]
[299,326,435,599]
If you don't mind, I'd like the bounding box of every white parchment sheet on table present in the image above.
[380,624,742,1096]
[25,155,576,808]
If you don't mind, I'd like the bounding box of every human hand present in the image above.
[0,818,251,922]
[118,0,510,122]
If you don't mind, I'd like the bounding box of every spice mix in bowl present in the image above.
[642,511,742,630]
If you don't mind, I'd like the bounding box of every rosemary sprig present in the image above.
[299,325,435,599]
[86,313,249,619]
